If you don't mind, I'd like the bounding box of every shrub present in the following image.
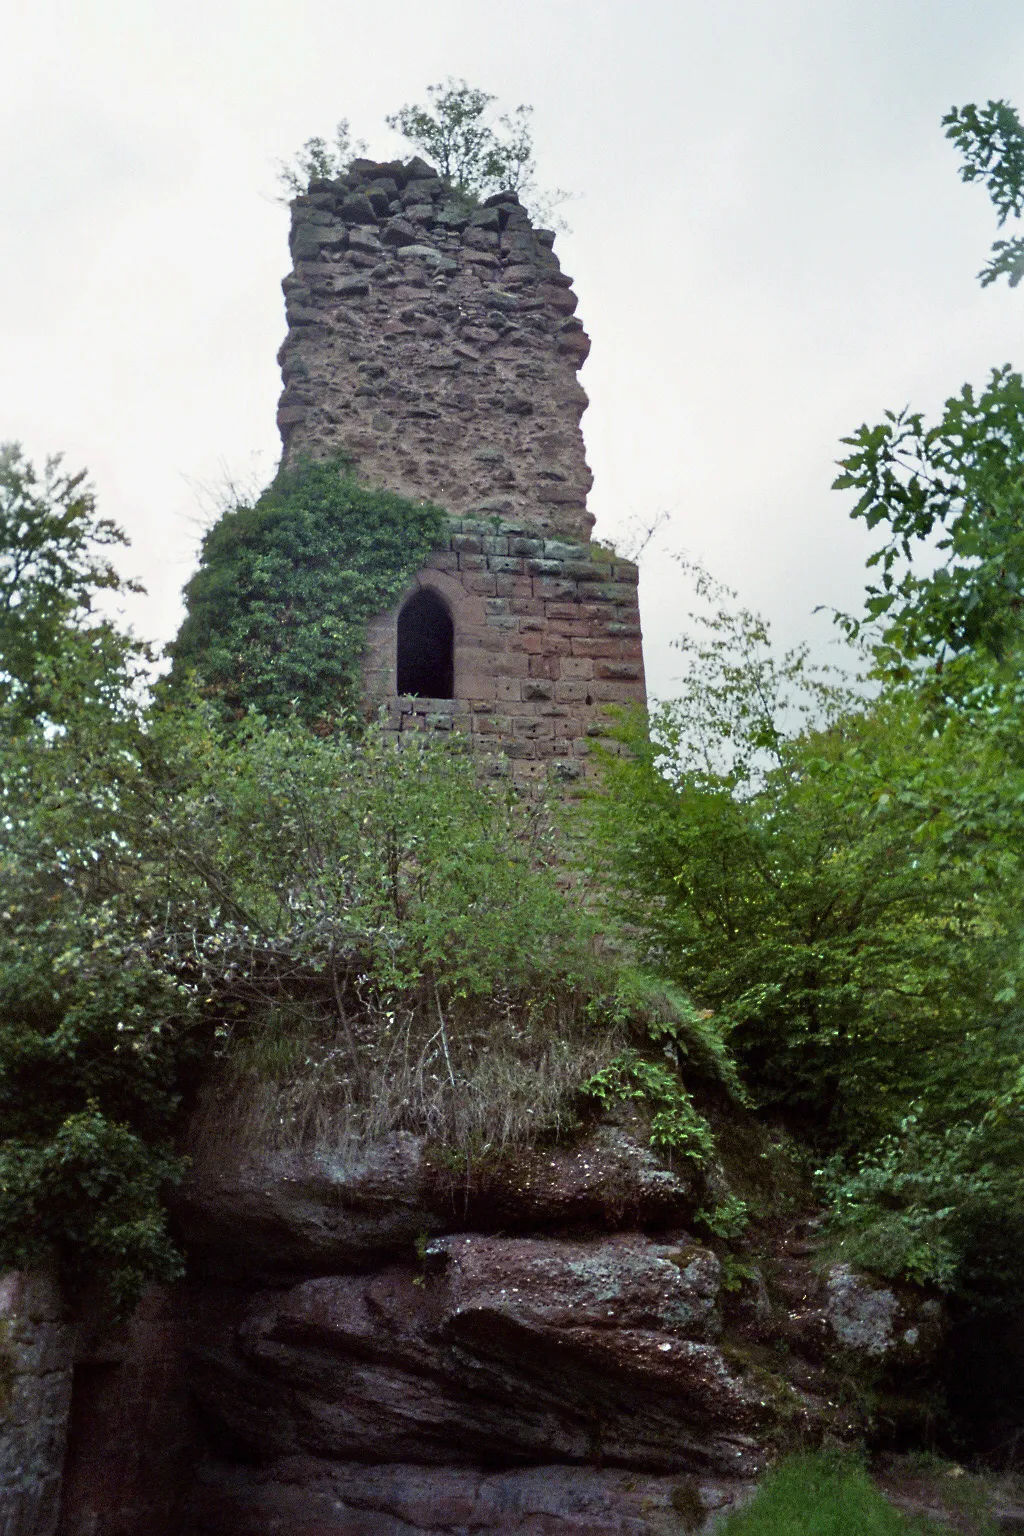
[166,717,737,1168]
[581,567,1024,1305]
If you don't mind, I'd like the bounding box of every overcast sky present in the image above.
[4,1,1024,699]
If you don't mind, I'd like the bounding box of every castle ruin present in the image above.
[276,154,647,778]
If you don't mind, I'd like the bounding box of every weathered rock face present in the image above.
[39,1135,952,1536]
[186,1235,783,1480]
[823,1264,945,1370]
[188,1458,754,1535]
[0,1271,74,1536]
[56,1287,196,1536]
[174,1125,701,1282]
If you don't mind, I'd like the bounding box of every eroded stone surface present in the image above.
[824,1264,945,1368]
[187,1457,756,1535]
[174,1124,701,1281]
[56,1286,195,1536]
[185,1234,798,1478]
[0,1271,74,1536]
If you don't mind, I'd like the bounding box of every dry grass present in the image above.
[186,984,620,1172]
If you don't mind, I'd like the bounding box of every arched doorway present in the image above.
[396,587,454,698]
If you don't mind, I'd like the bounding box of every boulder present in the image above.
[186,1234,796,1475]
[824,1264,945,1370]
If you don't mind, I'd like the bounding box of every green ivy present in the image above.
[170,456,449,728]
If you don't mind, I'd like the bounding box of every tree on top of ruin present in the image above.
[276,79,568,227]
[386,79,534,199]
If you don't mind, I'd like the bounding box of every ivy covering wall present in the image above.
[171,456,448,728]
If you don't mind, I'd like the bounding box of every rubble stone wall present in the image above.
[275,156,647,765]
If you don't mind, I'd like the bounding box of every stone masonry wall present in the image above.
[277,156,594,539]
[363,519,643,783]
[276,155,647,766]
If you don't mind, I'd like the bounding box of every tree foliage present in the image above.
[387,79,535,198]
[835,366,1024,667]
[0,443,143,729]
[275,119,367,201]
[945,98,1024,287]
[276,80,567,225]
[386,78,567,225]
[170,456,448,729]
[583,553,1024,1297]
[0,449,731,1306]
[581,106,1024,1304]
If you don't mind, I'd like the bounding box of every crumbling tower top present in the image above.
[276,155,594,539]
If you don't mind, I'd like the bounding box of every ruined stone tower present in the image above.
[276,155,646,780]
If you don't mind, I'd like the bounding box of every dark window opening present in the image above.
[397,588,454,698]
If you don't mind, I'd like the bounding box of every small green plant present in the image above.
[581,1049,716,1165]
[719,1451,954,1534]
[696,1193,751,1241]
[719,1253,761,1294]
[275,119,366,200]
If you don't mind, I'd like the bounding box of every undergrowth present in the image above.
[719,1452,966,1535]
[141,714,739,1181]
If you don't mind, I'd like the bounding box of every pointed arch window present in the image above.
[396,588,454,699]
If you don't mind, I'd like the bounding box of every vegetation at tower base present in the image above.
[0,448,736,1309]
[170,455,447,730]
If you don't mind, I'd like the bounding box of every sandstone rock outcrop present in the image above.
[26,1127,950,1535]
[186,1235,781,1479]
[173,1124,701,1282]
[0,1272,73,1536]
[188,1458,754,1535]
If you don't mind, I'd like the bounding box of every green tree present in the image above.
[275,118,367,200]
[387,78,567,224]
[582,554,1024,1296]
[945,98,1024,287]
[0,443,143,729]
[0,448,192,1309]
[834,365,1024,671]
[386,79,533,197]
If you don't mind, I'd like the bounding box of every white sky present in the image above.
[3,0,1024,700]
